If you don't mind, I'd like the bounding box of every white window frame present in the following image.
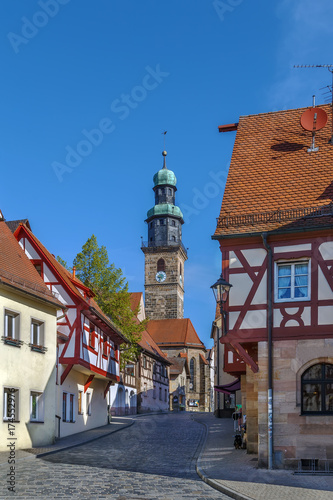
[30,391,44,422]
[86,392,91,415]
[274,259,310,303]
[78,390,83,415]
[3,387,19,421]
[62,392,75,422]
[31,319,44,347]
[4,309,20,340]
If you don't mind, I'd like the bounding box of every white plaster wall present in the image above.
[57,368,108,438]
[318,268,333,300]
[274,244,311,253]
[318,306,333,325]
[229,273,253,306]
[241,248,266,267]
[0,288,58,450]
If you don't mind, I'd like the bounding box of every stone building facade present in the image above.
[142,150,187,320]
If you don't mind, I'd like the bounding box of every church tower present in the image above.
[142,151,187,320]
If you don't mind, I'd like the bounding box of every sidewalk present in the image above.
[193,413,333,500]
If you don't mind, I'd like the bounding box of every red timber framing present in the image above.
[13,223,124,385]
[84,375,95,393]
[218,232,333,370]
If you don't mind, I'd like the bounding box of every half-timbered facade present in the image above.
[12,222,128,438]
[213,104,333,468]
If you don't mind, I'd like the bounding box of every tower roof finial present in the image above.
[162,149,167,169]
[162,131,167,169]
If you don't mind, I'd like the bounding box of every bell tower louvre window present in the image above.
[157,259,165,272]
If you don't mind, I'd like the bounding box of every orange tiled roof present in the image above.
[147,318,205,349]
[214,104,333,236]
[139,329,170,363]
[13,223,127,343]
[129,292,143,313]
[199,352,209,365]
[0,221,63,308]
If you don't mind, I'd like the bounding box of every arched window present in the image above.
[171,220,176,226]
[157,259,165,272]
[168,188,172,195]
[302,363,333,414]
[179,263,182,276]
[190,358,196,391]
[170,235,176,242]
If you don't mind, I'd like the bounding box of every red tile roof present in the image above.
[0,221,63,308]
[214,104,333,236]
[138,329,170,362]
[129,292,143,312]
[147,318,205,349]
[13,223,127,343]
[199,352,209,365]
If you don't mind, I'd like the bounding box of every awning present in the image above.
[214,378,240,395]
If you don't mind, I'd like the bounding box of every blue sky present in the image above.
[1,0,333,348]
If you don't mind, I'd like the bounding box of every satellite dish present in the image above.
[300,107,328,131]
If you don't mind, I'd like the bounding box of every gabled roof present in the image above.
[214,104,333,237]
[6,219,32,233]
[168,356,187,376]
[199,352,209,365]
[147,318,205,349]
[130,292,142,312]
[13,222,128,344]
[138,329,170,364]
[0,221,63,308]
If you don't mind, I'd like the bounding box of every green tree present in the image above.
[73,235,145,366]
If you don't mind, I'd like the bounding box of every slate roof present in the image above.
[214,104,333,237]
[147,318,205,349]
[0,221,63,308]
[168,356,187,376]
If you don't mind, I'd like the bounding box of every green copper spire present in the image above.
[153,151,177,187]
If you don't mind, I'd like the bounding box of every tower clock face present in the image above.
[156,271,167,282]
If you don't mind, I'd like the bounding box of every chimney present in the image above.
[72,266,76,279]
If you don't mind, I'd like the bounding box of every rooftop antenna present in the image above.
[294,64,333,144]
[300,95,328,152]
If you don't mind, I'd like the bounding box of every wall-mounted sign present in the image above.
[188,399,199,407]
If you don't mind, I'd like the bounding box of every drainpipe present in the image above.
[261,233,273,470]
[216,323,220,417]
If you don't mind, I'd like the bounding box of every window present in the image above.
[160,219,165,225]
[153,385,156,399]
[31,319,44,347]
[144,383,147,397]
[32,260,42,277]
[3,388,19,421]
[168,188,172,196]
[30,391,44,422]
[4,310,20,344]
[157,259,165,272]
[89,323,96,349]
[170,235,176,242]
[190,358,196,391]
[86,392,91,415]
[78,391,83,414]
[142,356,147,369]
[63,392,75,422]
[302,363,333,414]
[159,387,162,400]
[171,220,175,226]
[275,261,310,302]
[103,335,109,357]
[165,389,167,402]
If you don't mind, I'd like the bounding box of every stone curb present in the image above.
[35,419,135,459]
[194,418,254,500]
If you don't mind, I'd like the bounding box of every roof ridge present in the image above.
[238,102,331,120]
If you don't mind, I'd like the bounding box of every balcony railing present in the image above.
[141,240,188,256]
[217,203,333,229]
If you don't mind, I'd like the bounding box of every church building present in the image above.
[142,151,210,412]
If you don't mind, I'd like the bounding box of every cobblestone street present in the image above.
[0,413,228,499]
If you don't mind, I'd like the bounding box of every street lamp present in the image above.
[211,273,232,333]
[211,273,232,418]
